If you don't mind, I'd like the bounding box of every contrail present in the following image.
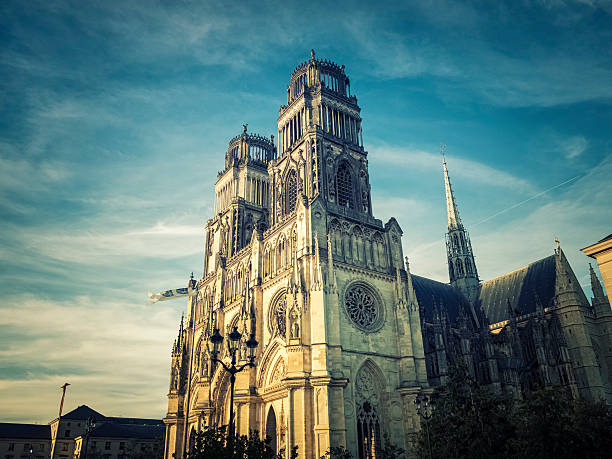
[408,174,581,255]
[472,174,580,227]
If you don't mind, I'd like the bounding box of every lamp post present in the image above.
[210,326,258,445]
[82,417,96,459]
[415,394,434,459]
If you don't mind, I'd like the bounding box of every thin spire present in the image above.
[590,263,605,301]
[443,151,463,230]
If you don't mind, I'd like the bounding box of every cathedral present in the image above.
[162,52,612,459]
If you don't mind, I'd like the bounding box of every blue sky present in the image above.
[1,0,611,423]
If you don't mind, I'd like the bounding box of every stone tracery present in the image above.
[344,282,384,332]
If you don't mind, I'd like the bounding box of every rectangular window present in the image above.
[62,443,68,451]
[119,442,125,450]
[8,443,14,451]
[23,444,30,452]
[105,442,111,450]
[39,444,44,451]
[103,455,111,459]
[64,430,70,438]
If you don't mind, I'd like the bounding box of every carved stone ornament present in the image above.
[343,282,384,332]
[355,366,380,406]
[268,293,287,338]
[270,358,286,384]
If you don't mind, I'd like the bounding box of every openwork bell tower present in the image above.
[443,155,480,303]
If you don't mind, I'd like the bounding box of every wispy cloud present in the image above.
[562,136,588,159]
[408,154,612,283]
[371,145,538,193]
[0,294,182,422]
[344,1,612,107]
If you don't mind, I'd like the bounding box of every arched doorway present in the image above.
[266,406,277,453]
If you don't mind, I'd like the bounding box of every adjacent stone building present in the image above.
[162,52,612,459]
[415,160,612,405]
[73,423,164,459]
[0,423,51,459]
[3,404,166,459]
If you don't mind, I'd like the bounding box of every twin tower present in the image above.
[163,52,473,459]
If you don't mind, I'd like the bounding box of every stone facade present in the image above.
[163,52,428,459]
[162,51,612,459]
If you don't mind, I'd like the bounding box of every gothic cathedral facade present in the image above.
[163,52,428,459]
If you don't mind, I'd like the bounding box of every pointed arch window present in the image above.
[284,170,297,215]
[357,401,381,459]
[465,258,472,275]
[355,362,385,459]
[336,162,354,209]
[456,259,464,277]
[266,406,277,454]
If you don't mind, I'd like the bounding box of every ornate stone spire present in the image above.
[589,263,610,315]
[443,154,479,303]
[443,154,463,230]
[590,263,605,301]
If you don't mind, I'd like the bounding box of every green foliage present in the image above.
[379,433,406,459]
[320,437,404,459]
[320,446,352,459]
[186,426,293,459]
[511,388,612,459]
[414,364,612,459]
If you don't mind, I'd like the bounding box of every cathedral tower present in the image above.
[203,126,275,275]
[443,157,479,303]
[164,52,428,459]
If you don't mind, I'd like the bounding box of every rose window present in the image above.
[344,283,383,332]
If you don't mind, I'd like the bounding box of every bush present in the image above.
[186,426,296,459]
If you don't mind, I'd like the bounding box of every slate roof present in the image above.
[62,405,106,421]
[599,233,612,243]
[105,417,164,426]
[477,255,557,325]
[411,275,469,322]
[0,423,51,439]
[88,423,164,440]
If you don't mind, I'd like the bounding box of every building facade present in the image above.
[0,423,51,459]
[163,52,612,459]
[73,423,164,459]
[48,405,163,459]
[163,51,428,459]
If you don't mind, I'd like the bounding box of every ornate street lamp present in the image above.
[210,326,258,443]
[415,394,434,459]
[82,417,96,459]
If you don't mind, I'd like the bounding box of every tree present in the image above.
[415,363,514,459]
[320,436,405,459]
[511,388,612,459]
[186,426,296,459]
[320,446,352,459]
[414,363,612,459]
